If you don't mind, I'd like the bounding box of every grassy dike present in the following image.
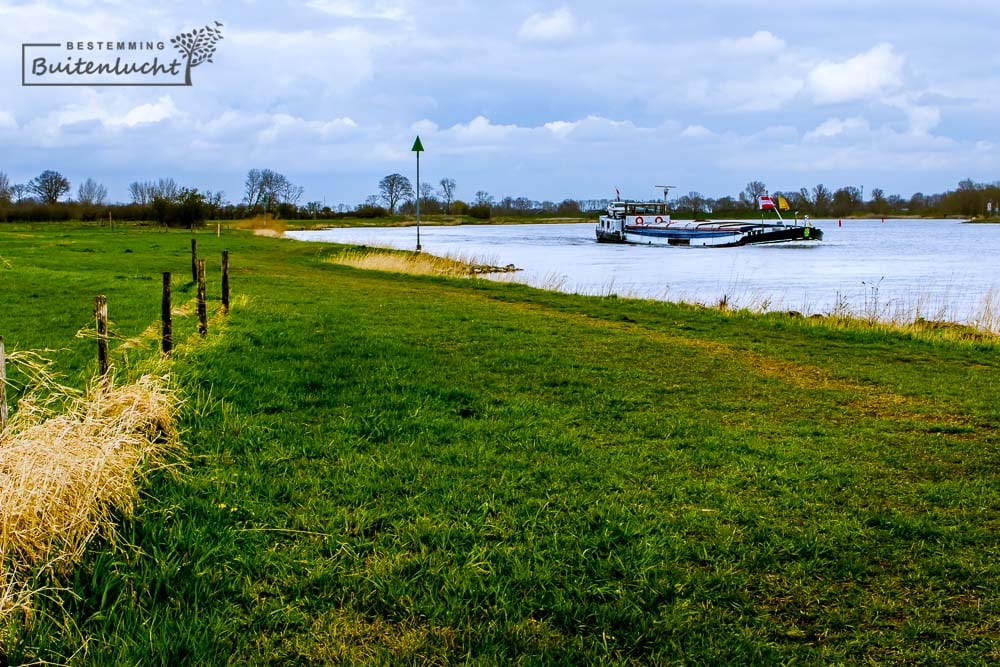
[1,224,998,664]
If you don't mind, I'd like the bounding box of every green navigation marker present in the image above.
[413,136,423,251]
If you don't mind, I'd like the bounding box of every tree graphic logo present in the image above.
[170,21,223,86]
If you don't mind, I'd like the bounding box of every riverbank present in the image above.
[2,224,998,664]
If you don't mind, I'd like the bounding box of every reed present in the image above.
[228,214,288,237]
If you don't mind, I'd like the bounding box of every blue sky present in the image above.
[2,0,999,206]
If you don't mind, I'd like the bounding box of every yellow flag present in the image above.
[777,195,791,211]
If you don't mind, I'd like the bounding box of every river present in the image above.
[287,219,1000,330]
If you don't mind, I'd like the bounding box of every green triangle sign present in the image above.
[411,136,424,152]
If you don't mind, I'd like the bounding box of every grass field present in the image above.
[1,222,998,664]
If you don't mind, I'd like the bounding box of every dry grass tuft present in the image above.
[329,248,518,278]
[0,370,180,626]
[242,214,287,237]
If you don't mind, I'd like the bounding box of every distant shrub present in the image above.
[468,204,491,220]
[353,205,389,218]
[151,188,207,228]
[556,199,582,215]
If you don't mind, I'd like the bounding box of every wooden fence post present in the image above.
[1,336,7,432]
[191,238,198,283]
[162,272,172,355]
[95,295,109,378]
[221,250,230,314]
[197,259,208,335]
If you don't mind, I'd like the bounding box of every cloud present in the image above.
[804,117,871,141]
[517,7,580,42]
[411,119,439,135]
[714,75,805,112]
[894,100,941,135]
[305,0,407,21]
[19,94,181,146]
[0,110,16,130]
[112,96,179,128]
[719,31,785,55]
[256,113,359,143]
[806,43,904,104]
[680,124,713,138]
[446,115,519,144]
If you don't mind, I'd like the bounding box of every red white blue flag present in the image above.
[758,195,776,210]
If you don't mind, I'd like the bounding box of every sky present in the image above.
[2,0,1000,207]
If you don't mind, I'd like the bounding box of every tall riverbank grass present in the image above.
[329,246,517,278]
[0,223,997,663]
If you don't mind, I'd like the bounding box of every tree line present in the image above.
[2,168,999,224]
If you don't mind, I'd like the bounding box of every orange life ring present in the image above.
[654,216,663,223]
[635,216,644,224]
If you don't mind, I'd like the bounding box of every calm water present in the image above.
[287,219,1000,327]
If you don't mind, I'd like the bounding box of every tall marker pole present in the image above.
[412,135,424,252]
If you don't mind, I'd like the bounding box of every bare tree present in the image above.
[170,22,223,86]
[154,178,179,201]
[280,180,304,207]
[27,170,70,204]
[439,177,456,212]
[0,171,10,203]
[421,181,435,201]
[812,184,831,216]
[10,183,28,203]
[77,177,108,206]
[739,181,767,209]
[379,173,413,213]
[203,189,225,217]
[474,190,494,206]
[130,178,182,205]
[868,187,886,214]
[129,181,152,205]
[687,191,706,217]
[244,168,265,209]
[244,168,302,212]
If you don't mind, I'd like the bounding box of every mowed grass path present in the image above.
[2,225,998,664]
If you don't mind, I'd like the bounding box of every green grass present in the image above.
[1,222,998,664]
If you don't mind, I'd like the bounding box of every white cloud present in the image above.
[713,75,805,112]
[681,124,713,138]
[804,117,870,141]
[544,120,576,138]
[447,115,518,143]
[719,31,785,55]
[256,113,358,143]
[806,43,904,104]
[20,94,181,144]
[112,96,179,128]
[0,110,16,130]
[897,101,941,135]
[517,7,580,42]
[411,119,439,134]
